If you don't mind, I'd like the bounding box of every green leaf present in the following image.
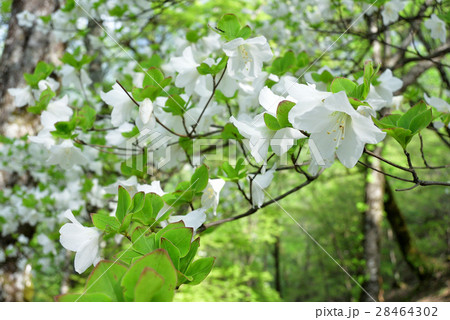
[142,67,165,87]
[185,257,215,285]
[221,123,243,140]
[129,192,145,214]
[236,25,252,39]
[121,125,139,138]
[180,237,200,274]
[217,14,241,40]
[27,87,55,114]
[76,105,96,131]
[409,109,432,134]
[398,102,427,129]
[191,165,209,192]
[160,227,193,257]
[330,77,357,96]
[121,249,177,302]
[276,100,296,128]
[133,193,164,225]
[113,250,142,265]
[197,63,213,75]
[311,70,334,84]
[115,186,131,222]
[24,61,54,88]
[83,261,127,301]
[160,238,181,269]
[56,293,112,302]
[297,51,309,68]
[91,213,120,232]
[264,113,281,130]
[134,267,165,302]
[51,119,76,139]
[163,94,186,116]
[155,221,185,243]
[131,227,156,255]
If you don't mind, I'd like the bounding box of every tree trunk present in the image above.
[0,0,62,302]
[0,0,63,137]
[361,146,385,302]
[384,180,434,280]
[273,235,282,297]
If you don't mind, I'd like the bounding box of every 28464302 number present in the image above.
[375,307,438,317]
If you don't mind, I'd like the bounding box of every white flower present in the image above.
[105,122,134,147]
[424,93,450,113]
[168,208,207,232]
[40,95,73,130]
[139,98,154,124]
[137,180,166,196]
[170,46,205,96]
[105,176,138,196]
[365,69,403,111]
[201,179,225,215]
[424,14,447,43]
[29,130,55,149]
[60,65,92,91]
[251,166,276,208]
[288,83,332,123]
[381,0,405,25]
[292,91,386,169]
[223,36,273,81]
[7,86,35,107]
[47,140,88,170]
[38,78,60,92]
[59,210,101,274]
[230,113,304,162]
[100,83,136,126]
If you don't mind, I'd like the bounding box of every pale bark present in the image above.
[0,0,63,137]
[361,146,385,302]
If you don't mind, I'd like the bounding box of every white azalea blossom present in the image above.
[59,210,101,274]
[381,0,405,25]
[40,95,73,130]
[168,208,207,232]
[139,98,154,124]
[292,91,386,170]
[201,179,226,215]
[7,86,35,107]
[424,94,450,113]
[223,36,273,81]
[251,165,276,208]
[424,14,447,43]
[364,69,403,111]
[100,83,136,126]
[47,140,88,170]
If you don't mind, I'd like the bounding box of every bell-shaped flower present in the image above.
[100,83,136,126]
[47,140,88,170]
[222,36,273,81]
[251,165,276,208]
[292,91,386,169]
[201,179,225,215]
[381,0,405,25]
[59,210,101,274]
[168,208,207,232]
[424,14,446,43]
